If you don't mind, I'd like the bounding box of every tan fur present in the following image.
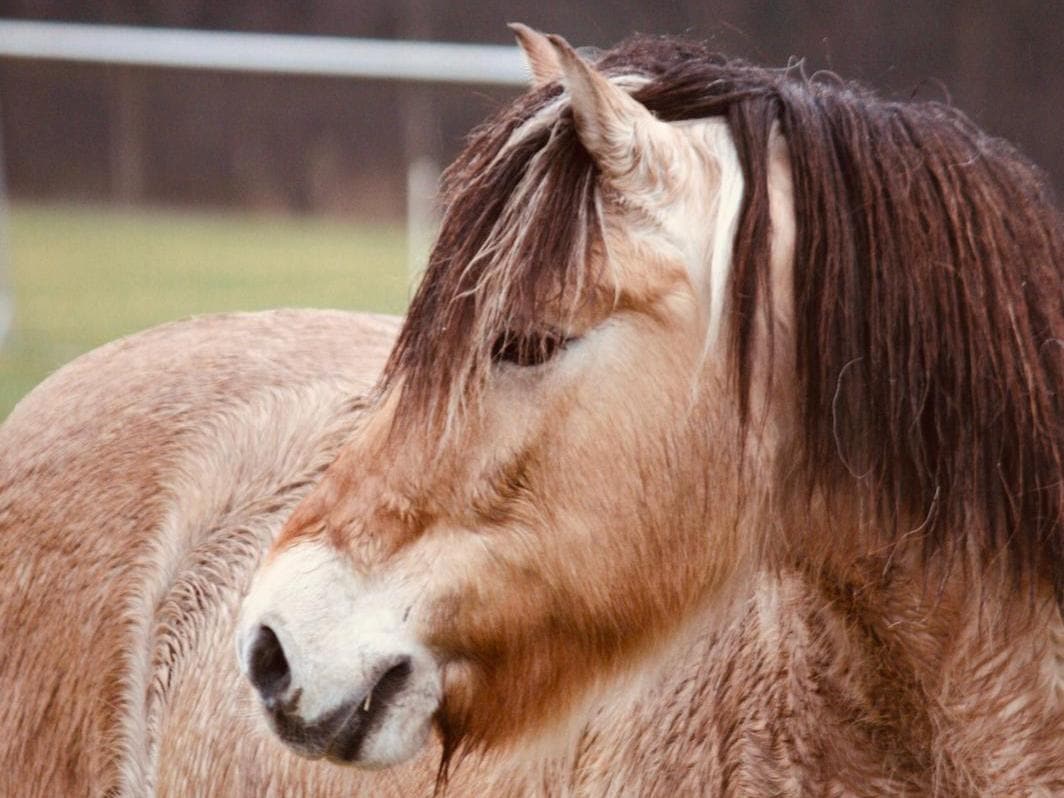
[1,312,1061,794]
[253,36,1061,793]
[0,310,437,795]
[4,29,1064,797]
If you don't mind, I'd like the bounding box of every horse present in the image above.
[2,26,1062,797]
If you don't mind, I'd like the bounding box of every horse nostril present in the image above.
[368,656,412,708]
[247,624,291,702]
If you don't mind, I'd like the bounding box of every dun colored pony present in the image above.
[2,27,1062,796]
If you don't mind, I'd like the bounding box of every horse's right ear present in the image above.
[509,23,562,87]
[543,33,680,193]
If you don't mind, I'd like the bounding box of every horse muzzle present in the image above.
[236,542,442,768]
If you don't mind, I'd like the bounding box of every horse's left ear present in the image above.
[545,33,679,189]
[509,23,562,87]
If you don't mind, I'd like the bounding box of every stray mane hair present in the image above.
[383,36,1064,603]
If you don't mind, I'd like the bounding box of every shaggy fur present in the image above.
[2,31,1062,798]
[1,313,1062,795]
[388,34,1064,604]
[0,311,422,795]
[259,31,1061,794]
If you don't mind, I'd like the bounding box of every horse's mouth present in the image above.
[269,658,415,764]
[326,660,412,763]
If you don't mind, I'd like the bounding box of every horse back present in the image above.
[0,309,436,796]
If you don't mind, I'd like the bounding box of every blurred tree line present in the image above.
[0,1,1060,218]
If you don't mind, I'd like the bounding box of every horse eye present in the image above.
[491,330,567,367]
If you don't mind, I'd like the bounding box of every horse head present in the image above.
[236,28,793,769]
[236,24,1063,777]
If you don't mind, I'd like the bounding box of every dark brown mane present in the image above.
[384,35,1064,602]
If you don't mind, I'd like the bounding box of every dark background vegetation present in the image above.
[1,1,1061,218]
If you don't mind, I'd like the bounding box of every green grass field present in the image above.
[0,204,410,419]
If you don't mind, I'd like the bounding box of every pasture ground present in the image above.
[0,203,410,420]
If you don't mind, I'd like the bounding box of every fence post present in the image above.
[401,0,439,283]
[111,66,145,204]
[405,155,439,282]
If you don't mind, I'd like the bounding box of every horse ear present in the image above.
[544,33,678,186]
[509,23,562,87]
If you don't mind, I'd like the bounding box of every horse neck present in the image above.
[456,522,1064,796]
[787,508,1064,793]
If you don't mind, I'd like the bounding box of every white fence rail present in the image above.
[0,20,532,350]
[0,20,528,84]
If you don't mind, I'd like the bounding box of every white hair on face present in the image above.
[702,121,745,343]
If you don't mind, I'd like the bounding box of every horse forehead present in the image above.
[607,115,746,331]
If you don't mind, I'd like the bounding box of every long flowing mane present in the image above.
[385,36,1064,601]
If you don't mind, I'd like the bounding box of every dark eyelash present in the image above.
[490,329,569,367]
